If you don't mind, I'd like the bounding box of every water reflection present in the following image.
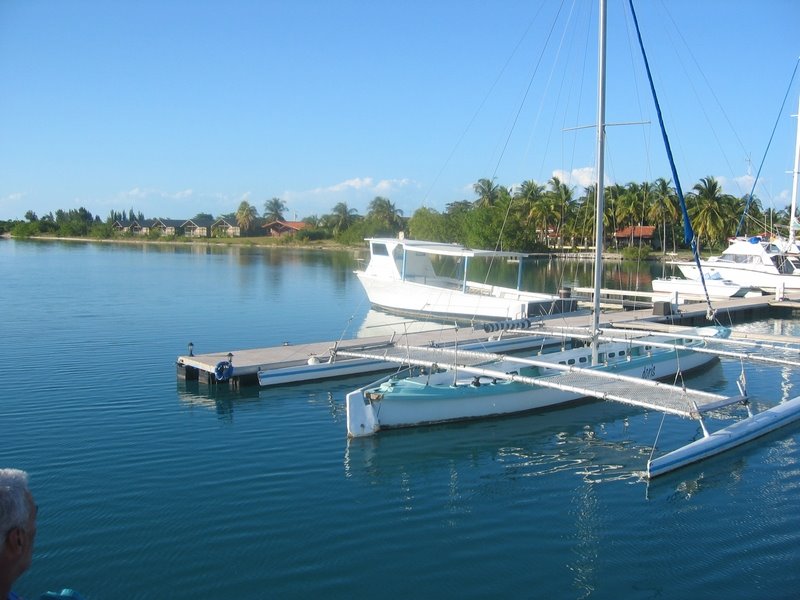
[176,380,262,422]
[343,401,649,486]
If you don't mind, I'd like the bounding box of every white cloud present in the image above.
[282,176,418,217]
[321,177,375,193]
[306,177,415,196]
[551,167,602,189]
[121,187,195,201]
[716,175,754,197]
[374,178,412,194]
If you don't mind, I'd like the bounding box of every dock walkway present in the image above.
[176,291,800,388]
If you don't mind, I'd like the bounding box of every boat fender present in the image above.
[215,360,233,382]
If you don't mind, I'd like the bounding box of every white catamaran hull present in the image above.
[346,336,717,437]
[648,395,800,477]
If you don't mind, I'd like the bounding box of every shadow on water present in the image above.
[176,376,350,425]
[176,380,263,422]
[343,399,654,484]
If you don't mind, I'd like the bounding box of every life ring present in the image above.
[214,360,233,382]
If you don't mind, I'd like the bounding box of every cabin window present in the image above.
[579,356,587,363]
[619,350,625,356]
[559,361,566,365]
[372,243,389,256]
[568,358,575,365]
[609,352,616,358]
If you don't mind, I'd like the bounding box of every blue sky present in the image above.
[1,0,798,222]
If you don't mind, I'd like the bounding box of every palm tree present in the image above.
[531,188,559,248]
[472,178,503,208]
[687,176,737,249]
[329,202,359,235]
[235,200,258,235]
[263,197,287,222]
[302,215,321,228]
[367,196,404,230]
[647,178,679,253]
[514,180,545,227]
[546,176,574,247]
[737,193,765,236]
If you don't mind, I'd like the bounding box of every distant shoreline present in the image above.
[1,234,696,260]
[1,233,361,253]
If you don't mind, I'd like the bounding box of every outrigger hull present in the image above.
[647,395,800,478]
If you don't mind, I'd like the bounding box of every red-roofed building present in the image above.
[263,220,309,237]
[613,225,656,247]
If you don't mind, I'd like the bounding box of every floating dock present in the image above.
[176,291,800,389]
[176,324,564,389]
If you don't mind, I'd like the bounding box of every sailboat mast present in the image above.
[592,0,607,364]
[788,93,800,247]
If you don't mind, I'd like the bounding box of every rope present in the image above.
[649,411,668,464]
[627,0,715,320]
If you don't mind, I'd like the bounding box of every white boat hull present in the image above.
[651,276,754,299]
[356,272,574,321]
[354,237,576,321]
[674,263,800,291]
[672,237,800,291]
[346,336,718,437]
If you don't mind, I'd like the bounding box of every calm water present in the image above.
[3,239,799,600]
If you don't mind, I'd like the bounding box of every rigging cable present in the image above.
[736,57,800,237]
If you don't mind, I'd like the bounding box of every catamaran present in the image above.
[354,236,577,321]
[340,0,800,478]
[343,326,727,436]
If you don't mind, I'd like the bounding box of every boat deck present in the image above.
[176,291,800,388]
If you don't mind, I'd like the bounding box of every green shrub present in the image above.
[621,246,651,261]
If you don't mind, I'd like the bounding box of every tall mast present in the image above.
[592,0,607,365]
[789,93,800,247]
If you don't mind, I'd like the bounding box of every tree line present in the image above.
[405,175,786,254]
[2,175,789,253]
